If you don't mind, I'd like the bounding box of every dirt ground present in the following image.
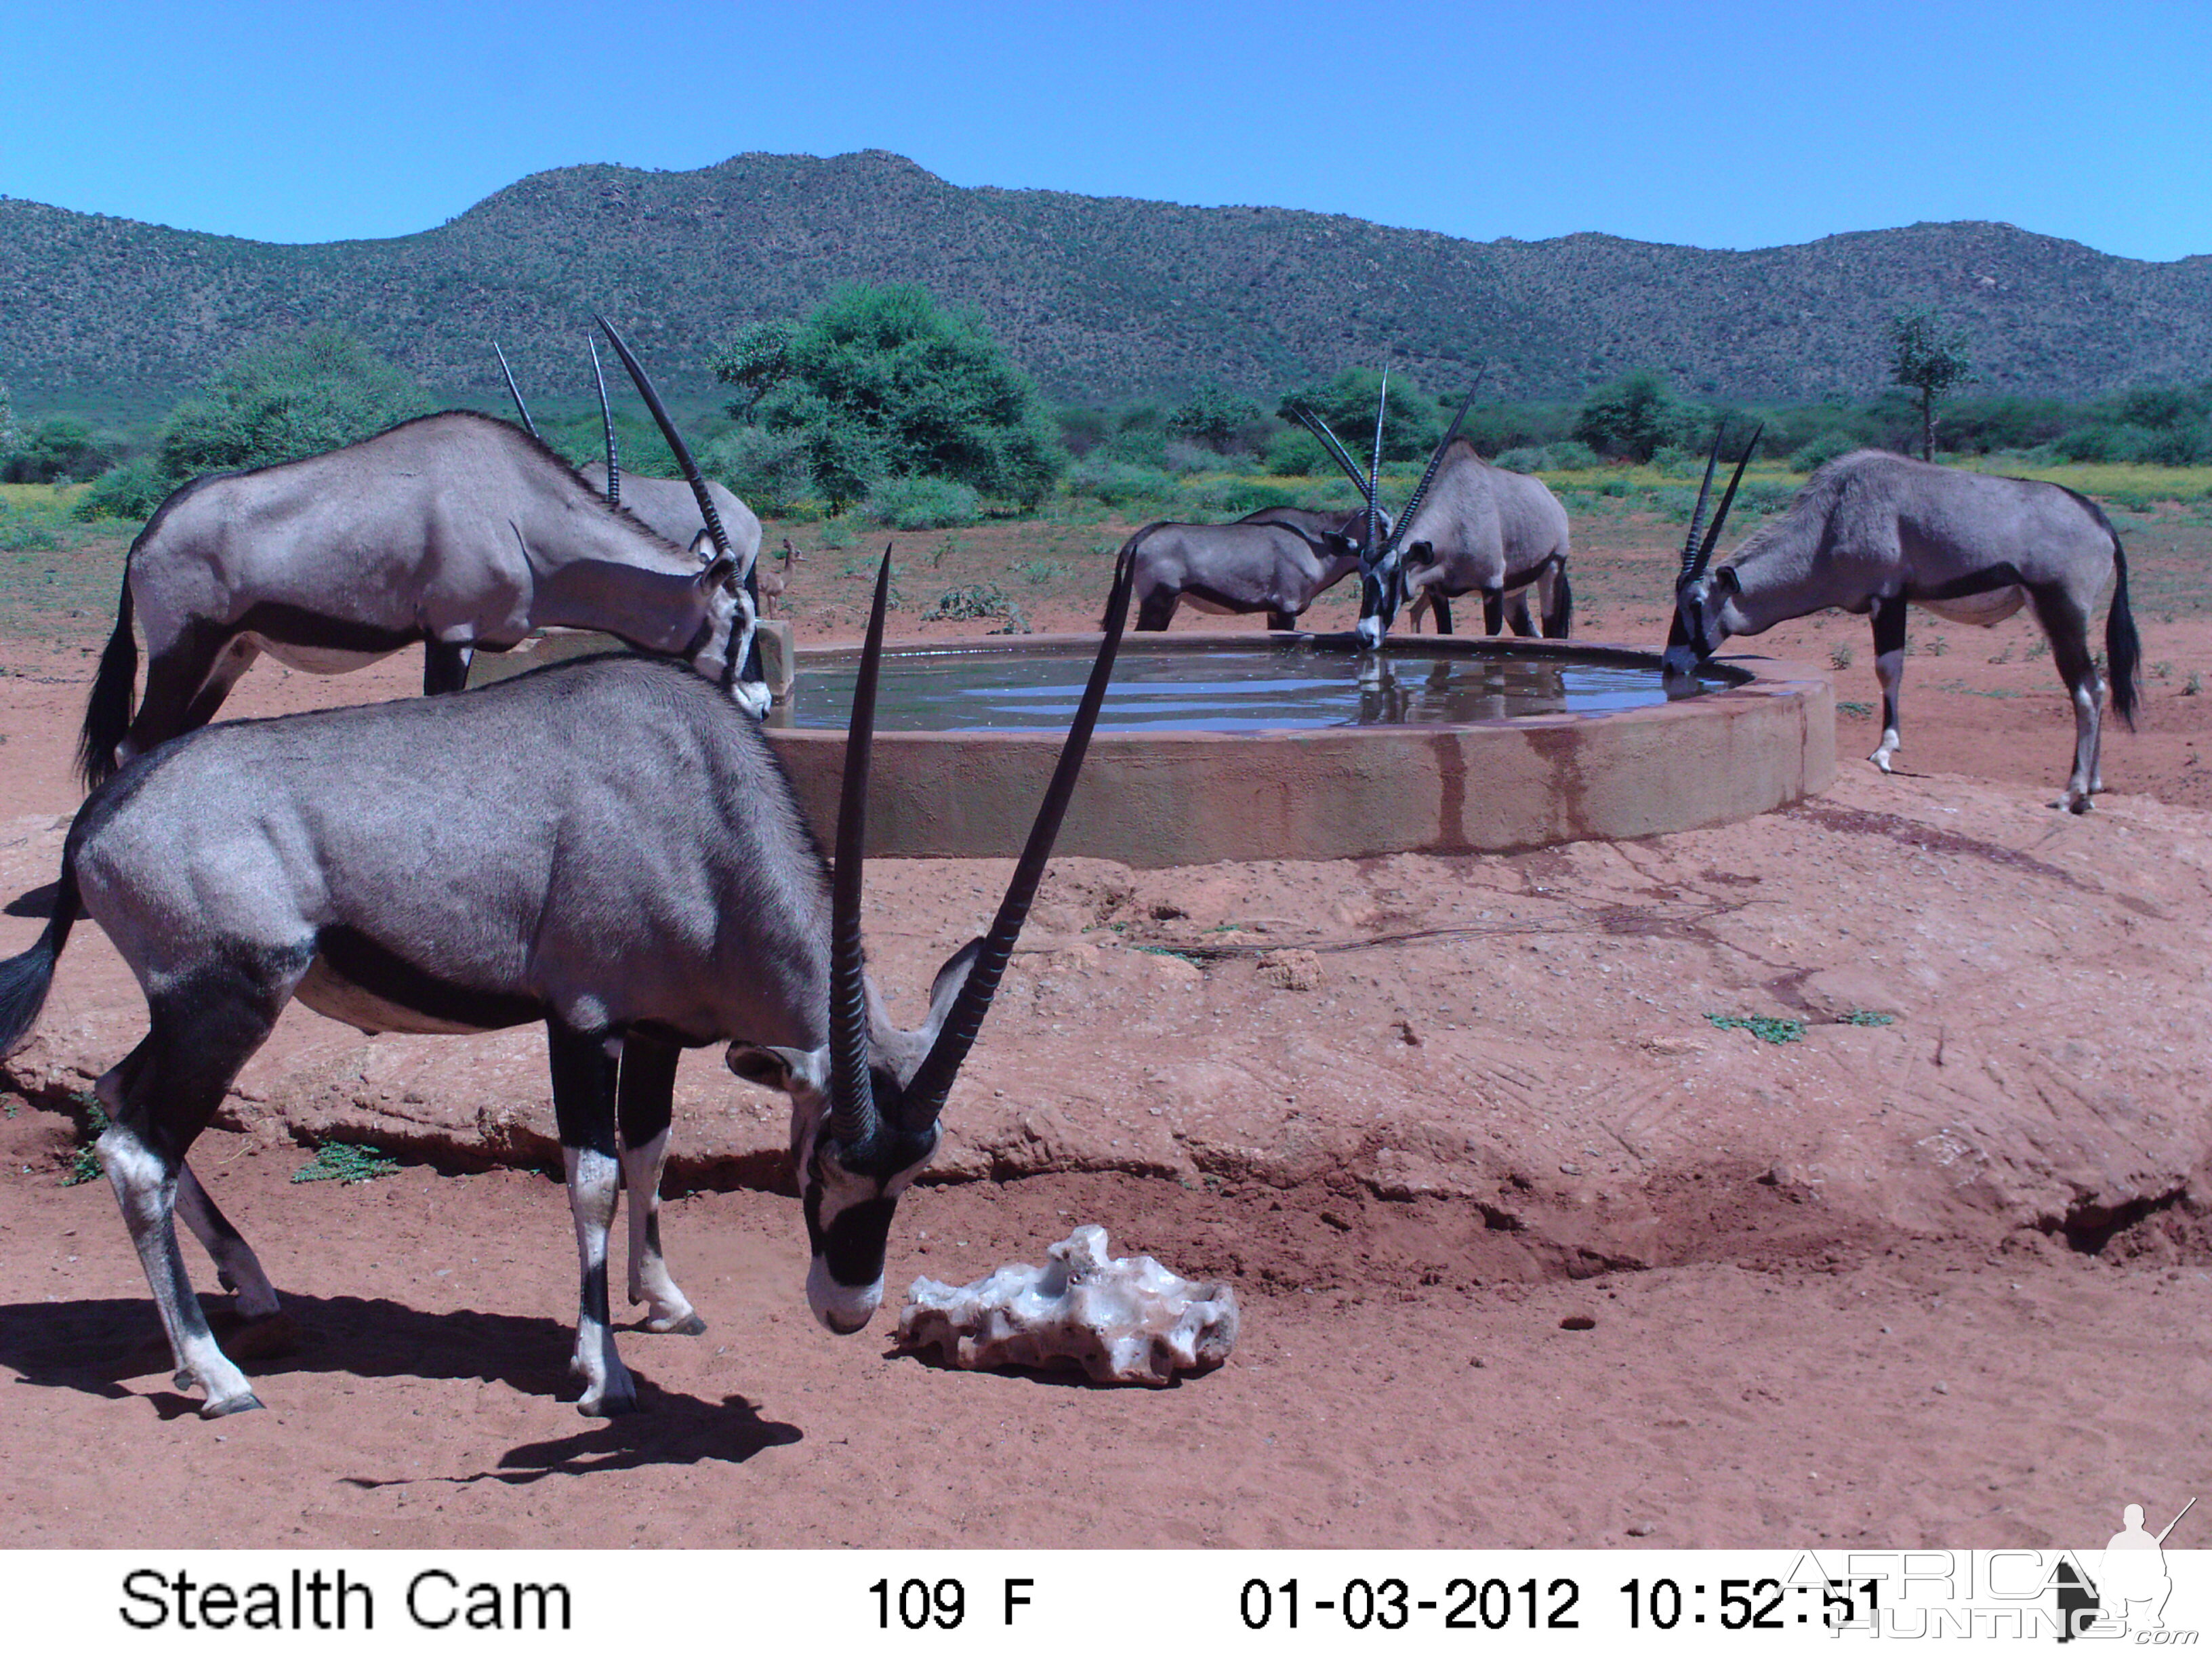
[1,509,2207,1550]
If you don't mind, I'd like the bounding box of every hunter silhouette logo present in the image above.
[2057,1496,2195,1641]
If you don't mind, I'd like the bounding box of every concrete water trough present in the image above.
[759,632,1834,867]
[476,629,1832,865]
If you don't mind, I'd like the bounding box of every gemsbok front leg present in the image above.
[547,1019,638,1416]
[1869,594,1908,773]
[2030,584,2107,812]
[615,1032,705,1336]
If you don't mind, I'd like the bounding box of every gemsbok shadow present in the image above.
[0,1290,802,1473]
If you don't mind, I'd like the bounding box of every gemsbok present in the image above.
[77,319,764,792]
[1120,504,1384,632]
[1292,384,1571,645]
[497,339,764,579]
[1664,441,2142,813]
[0,546,1135,1419]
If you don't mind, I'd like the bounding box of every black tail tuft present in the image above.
[2106,537,2142,731]
[0,860,79,1059]
[1547,567,1574,638]
[77,572,138,792]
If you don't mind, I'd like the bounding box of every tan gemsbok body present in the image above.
[0,547,1135,1418]
[77,320,763,791]
[1290,380,1572,645]
[1120,505,1384,632]
[1664,443,2141,813]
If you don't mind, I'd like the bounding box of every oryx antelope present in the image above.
[499,340,764,577]
[1119,505,1384,632]
[0,546,1134,1418]
[1293,386,1572,646]
[1664,444,2141,813]
[77,321,764,792]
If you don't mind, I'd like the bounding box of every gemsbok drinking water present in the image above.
[1664,441,2140,813]
[1,546,1134,1419]
[77,318,765,792]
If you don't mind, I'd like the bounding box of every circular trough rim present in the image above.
[760,630,1835,867]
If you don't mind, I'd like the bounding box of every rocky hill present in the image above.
[4,149,2206,410]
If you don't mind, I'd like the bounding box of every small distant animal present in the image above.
[1665,443,2140,813]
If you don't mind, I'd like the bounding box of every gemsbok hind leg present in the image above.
[615,1032,705,1336]
[1869,596,1908,773]
[2030,586,2105,813]
[98,963,295,1416]
[120,626,255,768]
[547,1019,639,1415]
[422,640,474,695]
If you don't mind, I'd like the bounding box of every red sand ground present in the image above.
[1,514,2207,1549]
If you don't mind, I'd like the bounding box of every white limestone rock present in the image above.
[895,1225,1239,1385]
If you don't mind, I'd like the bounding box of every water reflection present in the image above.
[775,642,1732,733]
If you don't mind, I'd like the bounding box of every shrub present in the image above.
[1277,367,1442,463]
[1263,426,1328,476]
[73,456,176,522]
[1067,457,1177,512]
[2,416,115,484]
[701,424,815,515]
[159,327,432,478]
[1168,384,1265,451]
[724,283,1067,511]
[865,474,981,530]
[1574,369,1697,462]
[1789,430,1860,473]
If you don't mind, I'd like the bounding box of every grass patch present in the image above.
[1706,1013,1805,1045]
[291,1141,401,1185]
[60,1093,110,1186]
[923,583,1029,633]
[1839,1010,1896,1027]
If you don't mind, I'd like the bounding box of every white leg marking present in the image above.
[562,1146,636,1415]
[1870,648,1905,773]
[102,1126,260,1415]
[619,1128,703,1335]
[174,1162,281,1319]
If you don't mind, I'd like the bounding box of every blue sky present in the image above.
[2,1,2205,260]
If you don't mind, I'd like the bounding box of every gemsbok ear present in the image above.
[726,1043,826,1098]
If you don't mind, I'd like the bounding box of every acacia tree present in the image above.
[1889,307,1975,462]
[710,284,1065,511]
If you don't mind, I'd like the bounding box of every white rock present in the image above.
[895,1224,1239,1386]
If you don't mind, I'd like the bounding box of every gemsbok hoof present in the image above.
[201,1392,266,1418]
[649,1311,708,1336]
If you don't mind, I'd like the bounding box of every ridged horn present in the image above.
[827,546,896,1150]
[588,336,619,509]
[592,313,732,562]
[1382,380,1483,558]
[1687,424,1763,582]
[1362,371,1389,567]
[1677,424,1729,586]
[493,343,539,440]
[1289,404,1374,502]
[898,547,1137,1127]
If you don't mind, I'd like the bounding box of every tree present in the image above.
[1168,384,1264,451]
[158,327,432,478]
[1572,369,1692,462]
[712,284,1065,511]
[1888,307,1975,462]
[708,318,795,417]
[1277,368,1442,463]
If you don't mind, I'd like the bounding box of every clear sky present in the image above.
[2,0,2205,260]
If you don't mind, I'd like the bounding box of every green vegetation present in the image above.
[1889,307,1976,461]
[291,1141,402,1185]
[1706,1013,1805,1045]
[922,582,1029,633]
[1839,1010,1896,1027]
[710,282,1065,516]
[60,1094,110,1187]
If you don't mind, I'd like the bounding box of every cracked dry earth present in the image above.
[1,615,2209,1550]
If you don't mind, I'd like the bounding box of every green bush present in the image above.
[1168,384,1265,451]
[2,416,115,484]
[73,456,176,522]
[1277,367,1443,463]
[1067,457,1178,512]
[1263,427,1329,476]
[1574,370,1703,462]
[159,327,432,478]
[717,283,1067,511]
[701,424,815,515]
[1789,429,1860,473]
[865,474,981,529]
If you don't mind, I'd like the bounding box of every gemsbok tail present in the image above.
[2106,536,2142,731]
[0,855,80,1061]
[1107,523,1168,628]
[77,570,138,792]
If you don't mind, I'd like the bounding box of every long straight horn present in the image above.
[1677,423,1728,586]
[493,343,539,440]
[588,337,620,509]
[1383,381,1483,558]
[1688,424,1763,581]
[1290,405,1374,502]
[827,545,897,1150]
[593,313,734,569]
[899,548,1137,1126]
[1364,371,1389,568]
